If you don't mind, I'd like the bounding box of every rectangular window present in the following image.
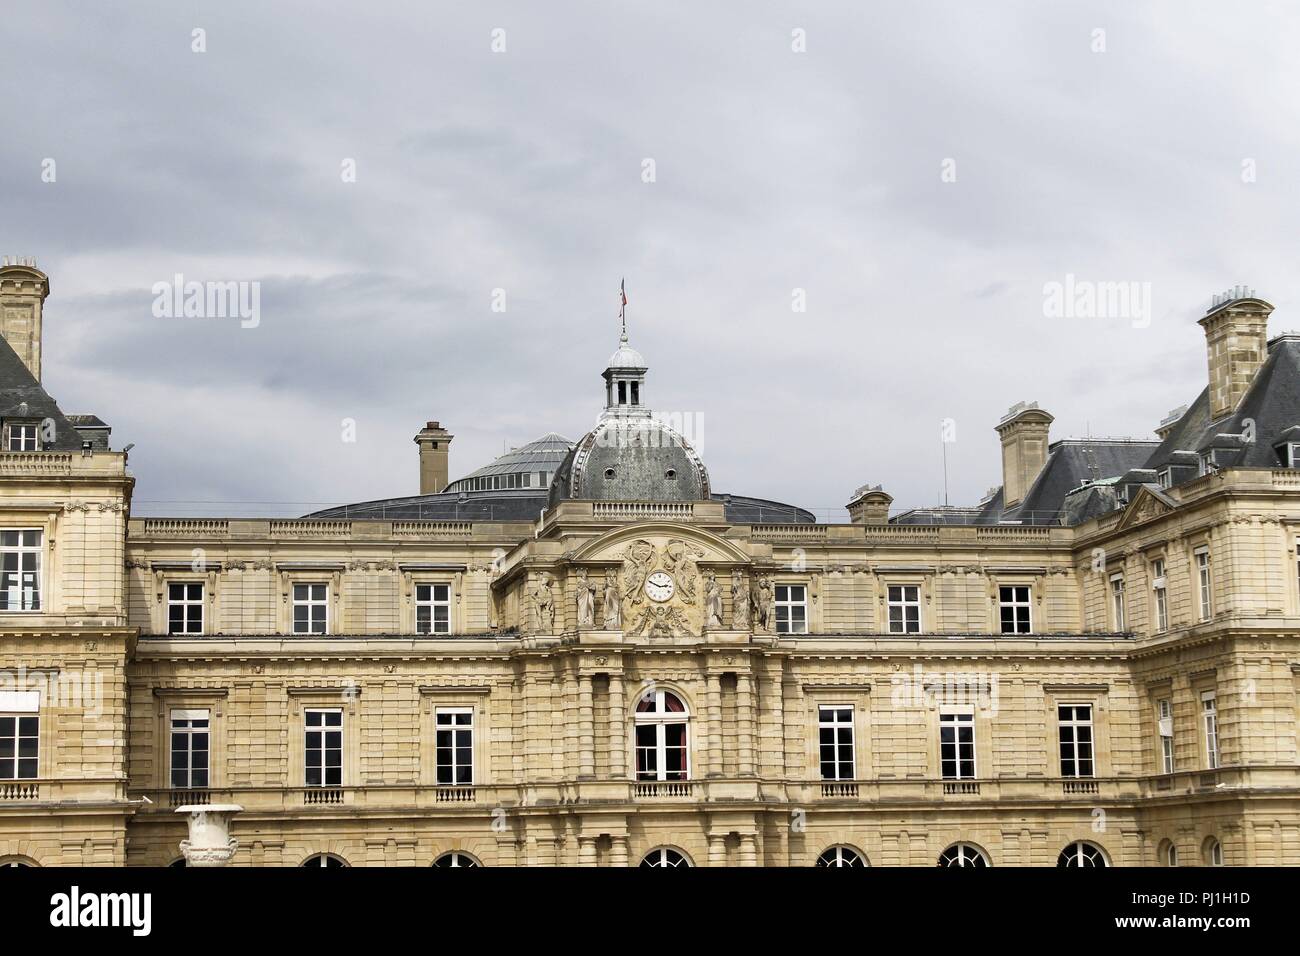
[1151,559,1168,632]
[939,711,975,779]
[818,705,855,781]
[775,584,807,634]
[1157,698,1174,774]
[416,583,451,635]
[1202,692,1219,770]
[167,582,204,635]
[1110,575,1126,631]
[887,585,921,634]
[998,585,1032,634]
[5,423,38,451]
[1058,704,1094,777]
[304,709,342,787]
[292,583,328,634]
[1157,468,1173,489]
[1195,549,1212,621]
[170,709,210,788]
[435,708,473,785]
[0,714,38,779]
[0,530,42,612]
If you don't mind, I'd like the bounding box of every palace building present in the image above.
[1,262,1298,867]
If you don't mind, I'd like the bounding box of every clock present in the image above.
[644,571,675,603]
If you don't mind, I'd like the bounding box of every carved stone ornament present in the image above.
[602,569,622,629]
[575,567,596,628]
[532,572,556,633]
[175,803,243,867]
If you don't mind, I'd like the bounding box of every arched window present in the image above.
[432,851,480,868]
[937,843,989,868]
[301,853,348,868]
[0,856,37,867]
[1160,841,1178,867]
[816,846,866,867]
[635,689,689,781]
[1204,838,1223,866]
[640,847,691,868]
[1057,842,1108,867]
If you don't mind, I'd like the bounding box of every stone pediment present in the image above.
[568,522,751,566]
[1115,485,1177,531]
[566,523,751,639]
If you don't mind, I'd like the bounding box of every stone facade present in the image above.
[1,474,1297,866]
[1,266,1298,867]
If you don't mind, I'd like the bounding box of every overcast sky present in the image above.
[5,1,1300,519]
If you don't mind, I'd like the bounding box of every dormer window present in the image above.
[4,422,38,452]
[1278,442,1300,468]
[1157,468,1172,489]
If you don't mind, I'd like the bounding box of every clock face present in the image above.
[644,571,675,603]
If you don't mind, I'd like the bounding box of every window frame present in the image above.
[0,529,43,613]
[634,689,690,782]
[415,582,452,635]
[939,708,976,780]
[1057,703,1095,778]
[292,582,330,635]
[4,421,40,452]
[817,704,855,781]
[1109,574,1126,631]
[1150,558,1168,632]
[886,583,922,634]
[167,581,205,635]
[1194,548,1212,622]
[169,708,210,789]
[304,707,344,788]
[1156,697,1174,774]
[434,707,474,786]
[997,584,1032,634]
[774,583,808,635]
[1201,691,1219,770]
[0,712,39,780]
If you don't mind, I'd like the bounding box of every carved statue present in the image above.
[732,573,751,629]
[602,569,622,629]
[665,538,703,604]
[532,573,555,632]
[629,603,692,639]
[575,568,596,628]
[621,539,656,604]
[753,574,774,631]
[704,571,723,628]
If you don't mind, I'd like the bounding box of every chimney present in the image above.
[846,485,892,524]
[0,258,49,381]
[414,421,454,494]
[1198,289,1272,420]
[996,402,1054,508]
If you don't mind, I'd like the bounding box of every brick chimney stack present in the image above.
[414,421,454,495]
[1198,289,1272,420]
[0,258,49,381]
[996,402,1053,509]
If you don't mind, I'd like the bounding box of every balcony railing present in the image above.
[632,780,693,798]
[434,786,476,803]
[302,787,345,805]
[943,781,981,795]
[168,788,210,807]
[1062,779,1099,795]
[0,782,39,801]
[820,782,860,799]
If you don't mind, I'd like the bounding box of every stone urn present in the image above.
[175,804,243,867]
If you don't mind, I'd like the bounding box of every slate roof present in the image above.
[0,334,87,451]
[1003,439,1159,524]
[1143,335,1300,472]
[443,433,575,493]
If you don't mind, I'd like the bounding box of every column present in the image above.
[578,836,598,867]
[737,672,755,776]
[708,833,727,867]
[739,833,758,867]
[610,835,629,867]
[608,673,626,778]
[578,674,595,779]
[706,673,723,777]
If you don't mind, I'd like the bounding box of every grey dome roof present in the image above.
[607,339,646,369]
[443,432,574,494]
[549,418,709,505]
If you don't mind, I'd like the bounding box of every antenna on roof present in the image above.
[940,420,950,507]
[619,278,628,343]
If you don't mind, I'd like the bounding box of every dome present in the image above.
[607,338,645,369]
[549,417,710,505]
[443,432,575,494]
